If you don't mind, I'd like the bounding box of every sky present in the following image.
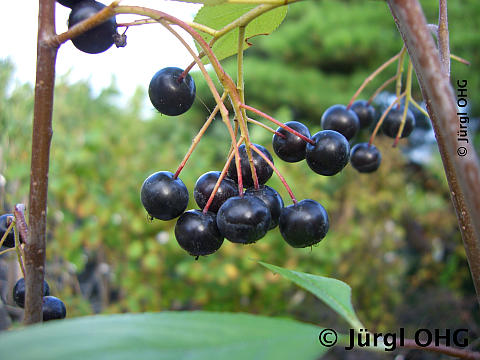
[0,0,201,96]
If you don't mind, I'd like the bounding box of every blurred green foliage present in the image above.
[0,0,478,334]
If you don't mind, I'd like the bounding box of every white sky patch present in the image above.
[0,1,202,96]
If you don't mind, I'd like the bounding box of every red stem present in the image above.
[241,104,314,145]
[203,138,244,213]
[250,144,297,204]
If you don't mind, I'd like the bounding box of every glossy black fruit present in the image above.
[148,67,196,116]
[272,121,311,162]
[227,144,274,188]
[13,278,50,308]
[194,171,238,213]
[175,210,223,257]
[350,143,382,173]
[245,185,284,230]
[217,196,271,244]
[305,130,350,176]
[321,104,360,140]
[42,296,67,321]
[68,1,117,54]
[279,199,329,248]
[57,0,83,8]
[351,100,376,129]
[140,171,189,220]
[381,106,416,138]
[0,214,15,248]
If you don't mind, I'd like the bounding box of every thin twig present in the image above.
[203,137,244,213]
[347,52,401,109]
[438,0,450,76]
[368,75,399,104]
[0,216,14,248]
[250,144,297,204]
[241,104,314,145]
[173,93,227,179]
[368,92,406,146]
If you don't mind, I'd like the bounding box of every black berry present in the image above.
[68,1,117,54]
[140,171,189,220]
[175,210,223,257]
[321,104,360,140]
[42,296,67,321]
[382,106,416,138]
[217,196,271,244]
[194,171,238,213]
[279,199,329,248]
[0,214,15,248]
[350,143,382,173]
[245,185,284,230]
[57,0,83,8]
[305,130,350,176]
[227,144,274,188]
[13,278,50,308]
[350,100,376,129]
[272,121,311,162]
[148,67,196,116]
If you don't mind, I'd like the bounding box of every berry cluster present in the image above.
[139,80,419,258]
[1,214,67,321]
[55,1,418,258]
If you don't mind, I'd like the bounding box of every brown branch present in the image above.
[25,0,58,325]
[398,339,480,360]
[387,0,480,307]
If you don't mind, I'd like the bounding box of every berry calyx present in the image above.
[305,130,350,176]
[227,144,274,188]
[42,296,67,321]
[148,67,196,116]
[350,143,382,173]
[321,104,360,140]
[279,199,329,248]
[0,214,15,248]
[245,185,284,230]
[140,171,189,220]
[194,171,238,213]
[381,106,416,138]
[216,196,271,244]
[13,278,51,308]
[175,210,223,257]
[350,100,376,129]
[272,121,311,163]
[68,1,117,54]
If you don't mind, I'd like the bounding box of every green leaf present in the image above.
[0,312,328,360]
[194,4,288,62]
[259,262,364,329]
